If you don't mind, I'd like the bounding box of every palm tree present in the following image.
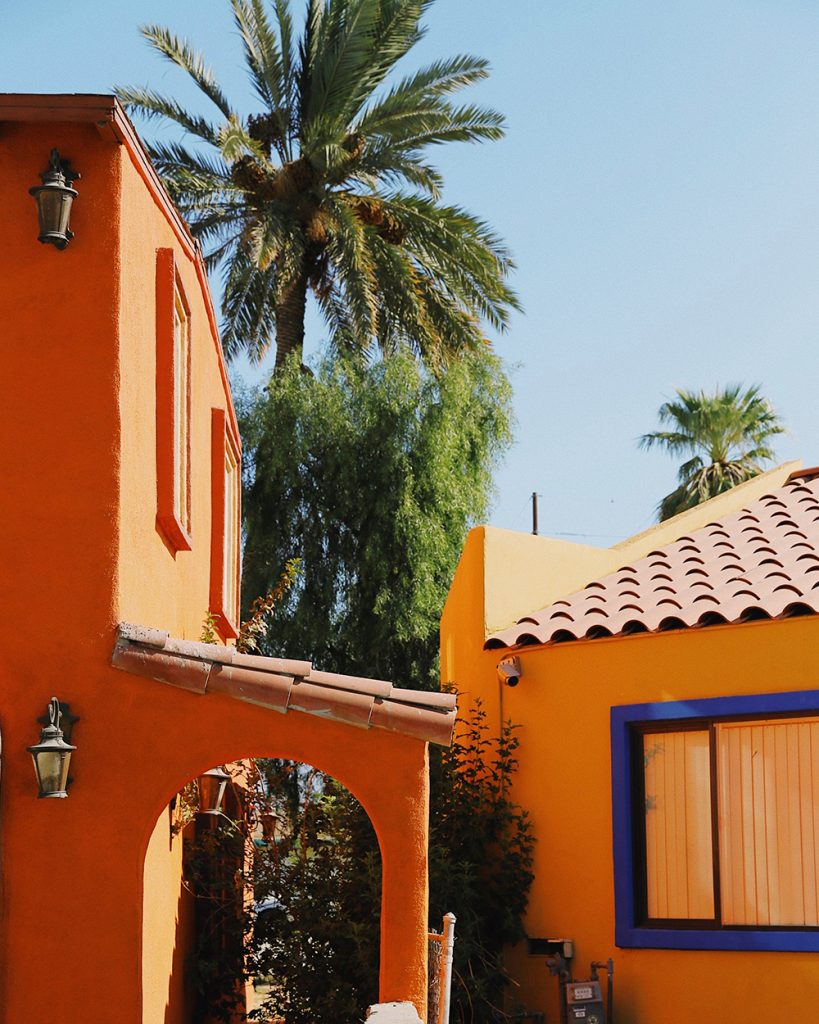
[639,384,785,521]
[117,0,519,369]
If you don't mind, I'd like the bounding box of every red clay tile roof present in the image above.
[485,473,819,650]
[113,623,457,746]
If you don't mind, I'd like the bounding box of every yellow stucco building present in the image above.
[442,462,819,1023]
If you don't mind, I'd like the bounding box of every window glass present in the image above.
[717,718,819,927]
[643,730,714,920]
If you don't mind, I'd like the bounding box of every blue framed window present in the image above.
[611,689,819,951]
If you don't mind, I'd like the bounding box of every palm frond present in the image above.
[146,139,233,188]
[115,86,220,144]
[339,0,427,116]
[638,429,697,456]
[379,194,520,330]
[351,150,444,196]
[274,0,297,109]
[303,0,381,129]
[218,115,271,164]
[359,54,491,133]
[221,250,279,361]
[139,24,234,117]
[323,193,379,342]
[231,0,289,132]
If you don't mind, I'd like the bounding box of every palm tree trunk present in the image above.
[274,272,308,369]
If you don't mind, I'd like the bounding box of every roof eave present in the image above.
[112,623,457,747]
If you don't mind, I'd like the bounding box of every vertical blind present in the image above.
[717,717,819,926]
[643,730,715,920]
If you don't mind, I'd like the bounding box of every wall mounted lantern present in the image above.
[28,697,77,799]
[197,765,230,815]
[259,810,279,843]
[29,148,80,250]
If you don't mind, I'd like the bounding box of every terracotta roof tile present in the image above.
[113,624,457,746]
[485,475,819,650]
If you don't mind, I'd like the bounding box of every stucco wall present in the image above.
[0,118,127,1024]
[142,813,193,1024]
[0,108,432,1024]
[116,149,237,640]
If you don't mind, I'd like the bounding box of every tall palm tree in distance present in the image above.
[117,0,519,369]
[639,384,786,521]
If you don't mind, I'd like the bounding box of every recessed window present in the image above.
[223,436,240,624]
[209,408,241,639]
[612,690,819,951]
[156,248,192,551]
[173,291,190,533]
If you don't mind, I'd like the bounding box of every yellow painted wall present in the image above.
[442,519,819,1024]
[142,813,192,1024]
[117,150,236,640]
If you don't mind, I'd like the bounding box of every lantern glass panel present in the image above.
[32,748,72,798]
[36,189,74,246]
[198,771,228,814]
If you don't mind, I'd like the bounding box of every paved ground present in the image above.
[246,980,279,1021]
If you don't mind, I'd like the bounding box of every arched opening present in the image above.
[142,757,382,1024]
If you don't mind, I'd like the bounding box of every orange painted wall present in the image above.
[442,531,819,1024]
[0,106,430,1024]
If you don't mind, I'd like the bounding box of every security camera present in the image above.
[497,656,522,687]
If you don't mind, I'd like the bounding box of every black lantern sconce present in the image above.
[28,697,77,799]
[29,148,80,250]
[197,765,230,816]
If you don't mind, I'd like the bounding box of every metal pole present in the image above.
[532,492,539,535]
[438,913,456,1024]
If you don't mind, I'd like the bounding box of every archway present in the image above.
[141,756,383,1024]
[111,623,452,1024]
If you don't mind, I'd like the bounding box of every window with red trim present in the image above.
[210,408,241,639]
[156,248,192,551]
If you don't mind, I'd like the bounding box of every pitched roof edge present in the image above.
[611,461,800,555]
[112,623,457,746]
[484,469,819,651]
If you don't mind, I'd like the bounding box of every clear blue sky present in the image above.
[5,0,819,542]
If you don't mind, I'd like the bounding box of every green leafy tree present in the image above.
[639,384,785,521]
[239,345,513,688]
[249,761,382,1023]
[117,0,519,367]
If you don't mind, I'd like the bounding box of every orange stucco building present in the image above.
[443,464,819,1023]
[0,94,455,1024]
